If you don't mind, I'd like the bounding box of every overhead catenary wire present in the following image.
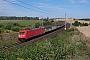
[16,0,52,13]
[3,0,50,15]
[3,0,61,16]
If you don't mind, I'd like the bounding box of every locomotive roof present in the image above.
[25,28,39,30]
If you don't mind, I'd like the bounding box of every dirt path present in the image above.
[76,25,90,38]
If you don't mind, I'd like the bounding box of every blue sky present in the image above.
[0,0,90,18]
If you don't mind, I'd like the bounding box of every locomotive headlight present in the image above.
[23,35,25,36]
[19,35,21,37]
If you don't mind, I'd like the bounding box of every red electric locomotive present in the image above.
[18,27,44,42]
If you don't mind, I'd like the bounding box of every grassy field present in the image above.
[0,28,90,60]
[0,20,42,26]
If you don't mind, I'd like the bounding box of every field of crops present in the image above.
[0,28,90,60]
[0,20,42,26]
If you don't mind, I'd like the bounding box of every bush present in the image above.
[4,24,13,30]
[0,24,3,28]
[84,23,88,26]
[73,21,79,26]
[13,23,19,26]
[0,28,4,33]
[12,27,20,32]
[73,21,88,26]
[4,23,20,30]
[35,23,41,28]
[51,20,54,22]
[80,23,84,26]
[43,21,52,25]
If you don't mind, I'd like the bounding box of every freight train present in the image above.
[18,23,65,42]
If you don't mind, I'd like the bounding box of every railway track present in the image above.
[1,23,70,51]
[2,42,22,49]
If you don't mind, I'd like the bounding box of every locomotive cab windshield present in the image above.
[19,32,25,34]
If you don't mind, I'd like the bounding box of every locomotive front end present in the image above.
[18,30,27,42]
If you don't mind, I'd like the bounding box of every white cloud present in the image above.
[37,3,54,9]
[70,0,75,3]
[70,0,89,3]
[36,2,70,15]
[0,0,16,15]
[0,0,31,16]
[37,3,67,11]
[44,0,51,1]
[79,0,88,3]
[4,0,19,3]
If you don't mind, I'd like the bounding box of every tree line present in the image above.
[0,16,39,20]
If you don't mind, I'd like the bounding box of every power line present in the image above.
[16,0,61,16]
[3,0,60,16]
[16,0,52,13]
[3,0,50,14]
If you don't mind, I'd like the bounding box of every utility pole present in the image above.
[65,13,66,30]
[42,15,43,27]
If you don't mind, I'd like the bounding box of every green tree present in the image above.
[35,23,41,28]
[73,21,79,26]
[84,23,88,26]
[51,20,54,22]
[73,21,88,26]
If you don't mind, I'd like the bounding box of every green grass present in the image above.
[0,28,89,60]
[0,20,42,26]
